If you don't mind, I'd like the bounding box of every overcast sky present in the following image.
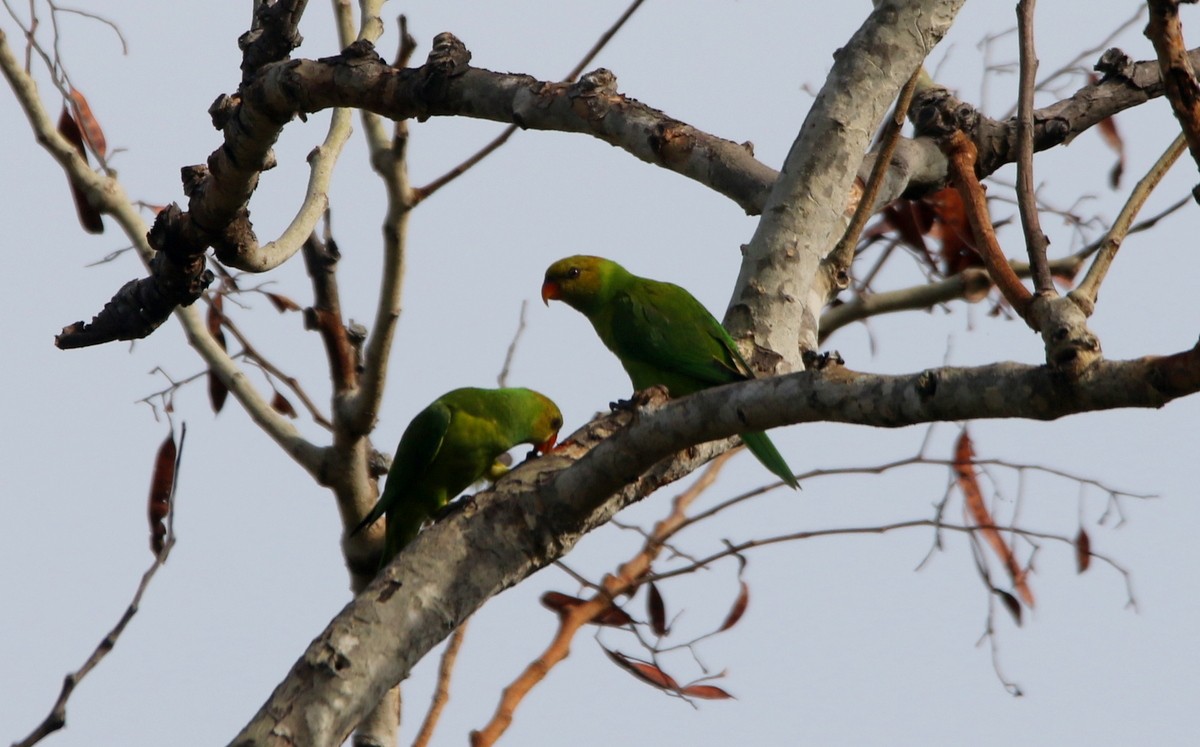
[3,2,1197,745]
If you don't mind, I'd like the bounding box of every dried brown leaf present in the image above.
[206,298,228,414]
[1075,528,1092,574]
[996,589,1023,626]
[271,391,298,419]
[68,88,107,159]
[56,106,104,234]
[681,684,735,700]
[540,591,585,614]
[147,433,177,556]
[719,581,750,631]
[647,582,667,636]
[603,648,679,691]
[266,292,302,313]
[954,430,1035,608]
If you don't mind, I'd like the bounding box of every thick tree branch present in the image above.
[32,19,1200,347]
[231,343,1200,746]
[725,0,964,368]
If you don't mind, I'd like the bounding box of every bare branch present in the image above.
[1014,0,1055,295]
[1146,0,1200,171]
[1072,133,1188,311]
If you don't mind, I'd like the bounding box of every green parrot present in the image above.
[541,255,799,489]
[354,387,564,563]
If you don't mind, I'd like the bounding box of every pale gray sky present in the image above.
[2,2,1197,745]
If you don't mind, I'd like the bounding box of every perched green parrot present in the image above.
[541,255,799,489]
[354,387,564,563]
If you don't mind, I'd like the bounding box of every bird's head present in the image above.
[529,392,564,454]
[541,255,620,313]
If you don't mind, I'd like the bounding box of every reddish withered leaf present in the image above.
[593,605,635,627]
[266,292,302,313]
[1075,528,1092,574]
[1089,73,1125,187]
[681,684,735,700]
[207,297,228,414]
[719,581,750,631]
[647,582,668,636]
[925,187,980,276]
[603,648,679,691]
[996,589,1022,626]
[541,591,585,614]
[147,433,177,556]
[271,391,298,419]
[56,106,104,234]
[68,88,107,159]
[954,430,1035,608]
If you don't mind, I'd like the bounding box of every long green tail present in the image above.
[741,430,799,489]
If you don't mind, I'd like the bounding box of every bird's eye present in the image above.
[551,416,563,429]
[566,267,581,279]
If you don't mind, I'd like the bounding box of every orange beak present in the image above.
[535,432,559,454]
[541,280,561,306]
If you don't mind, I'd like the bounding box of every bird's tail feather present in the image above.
[741,430,800,489]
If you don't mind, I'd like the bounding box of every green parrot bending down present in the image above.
[541,255,799,489]
[354,387,564,563]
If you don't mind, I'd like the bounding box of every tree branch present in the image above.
[230,344,1200,746]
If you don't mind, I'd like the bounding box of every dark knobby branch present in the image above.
[231,344,1200,746]
[47,23,1200,348]
[1146,0,1200,172]
[238,0,309,86]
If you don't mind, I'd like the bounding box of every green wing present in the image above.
[605,278,752,393]
[352,401,452,536]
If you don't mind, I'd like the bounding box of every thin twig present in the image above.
[413,0,647,205]
[496,300,529,388]
[410,621,469,747]
[1014,0,1055,295]
[1071,133,1187,312]
[13,425,186,747]
[470,453,733,747]
[827,65,925,279]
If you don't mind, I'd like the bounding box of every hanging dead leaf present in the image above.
[56,106,104,234]
[1075,528,1091,574]
[539,592,631,626]
[540,591,586,615]
[996,589,1022,626]
[147,432,177,556]
[207,296,228,414]
[719,581,750,631]
[271,391,298,418]
[266,292,302,312]
[954,429,1035,608]
[1090,73,1125,188]
[603,648,679,691]
[68,88,107,160]
[681,684,735,700]
[647,582,668,636]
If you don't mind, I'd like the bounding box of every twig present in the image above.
[496,300,529,388]
[1071,133,1188,312]
[209,295,335,429]
[828,65,925,277]
[470,453,733,747]
[1014,0,1055,295]
[13,424,186,747]
[413,0,647,205]
[941,130,1036,325]
[410,621,469,747]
